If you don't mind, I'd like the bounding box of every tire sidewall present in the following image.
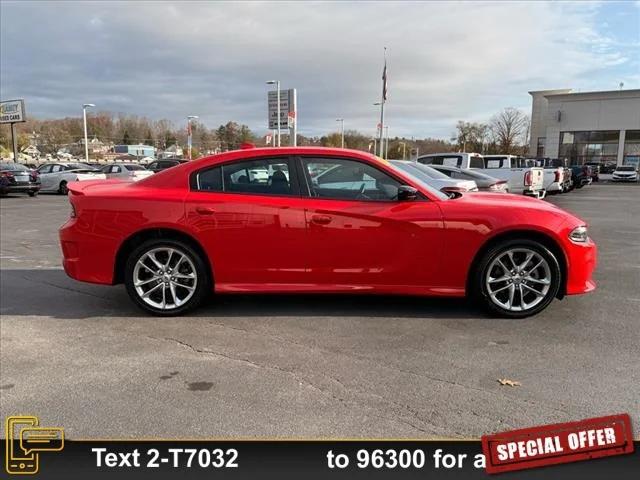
[59,181,68,195]
[475,239,561,318]
[124,239,210,316]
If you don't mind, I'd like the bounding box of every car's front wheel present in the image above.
[124,239,210,316]
[474,239,561,318]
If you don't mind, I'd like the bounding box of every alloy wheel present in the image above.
[132,247,198,310]
[485,248,551,312]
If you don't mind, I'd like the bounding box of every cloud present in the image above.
[1,1,637,138]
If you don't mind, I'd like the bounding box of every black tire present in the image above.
[28,191,38,197]
[472,239,561,319]
[124,238,211,316]
[58,181,68,195]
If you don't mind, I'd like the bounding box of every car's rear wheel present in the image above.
[28,190,38,197]
[58,181,68,195]
[474,239,561,318]
[124,239,210,316]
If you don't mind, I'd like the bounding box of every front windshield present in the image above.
[618,166,636,171]
[387,161,449,200]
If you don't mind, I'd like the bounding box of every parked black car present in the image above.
[570,165,593,189]
[0,162,41,196]
[146,158,188,173]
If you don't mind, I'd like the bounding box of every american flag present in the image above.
[382,60,388,102]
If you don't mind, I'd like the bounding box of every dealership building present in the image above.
[529,88,640,167]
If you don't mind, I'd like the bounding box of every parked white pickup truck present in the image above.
[417,153,546,198]
[531,158,571,193]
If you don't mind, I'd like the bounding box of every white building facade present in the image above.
[529,88,640,168]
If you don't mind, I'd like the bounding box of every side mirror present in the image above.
[397,185,418,201]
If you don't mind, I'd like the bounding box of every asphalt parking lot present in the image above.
[1,183,639,439]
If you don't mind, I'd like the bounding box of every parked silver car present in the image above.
[427,164,509,193]
[390,161,478,194]
[101,163,154,181]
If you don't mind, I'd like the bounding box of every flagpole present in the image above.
[378,47,387,158]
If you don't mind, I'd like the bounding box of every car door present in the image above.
[36,164,53,190]
[298,156,445,290]
[38,164,63,190]
[184,156,309,290]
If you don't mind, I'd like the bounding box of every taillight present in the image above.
[1,172,14,179]
[524,171,532,186]
[554,170,560,182]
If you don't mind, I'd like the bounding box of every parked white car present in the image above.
[101,163,154,181]
[418,153,546,198]
[36,162,106,194]
[390,160,478,193]
[612,165,639,182]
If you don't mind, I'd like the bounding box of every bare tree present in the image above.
[489,107,529,154]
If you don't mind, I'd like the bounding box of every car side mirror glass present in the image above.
[397,185,418,201]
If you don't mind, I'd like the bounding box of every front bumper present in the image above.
[564,237,597,295]
[612,175,638,182]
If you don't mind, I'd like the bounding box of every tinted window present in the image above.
[0,163,28,171]
[125,164,146,171]
[197,166,223,191]
[304,158,400,201]
[224,158,292,195]
[469,156,485,168]
[195,158,294,196]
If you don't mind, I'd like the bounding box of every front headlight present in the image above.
[569,225,588,243]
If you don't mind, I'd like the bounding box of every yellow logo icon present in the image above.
[5,416,64,475]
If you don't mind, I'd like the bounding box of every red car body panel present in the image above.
[59,147,596,298]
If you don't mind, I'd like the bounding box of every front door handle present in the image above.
[311,214,332,225]
[195,206,215,215]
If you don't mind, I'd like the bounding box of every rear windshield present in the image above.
[0,163,29,171]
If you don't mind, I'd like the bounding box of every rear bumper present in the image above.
[59,217,118,285]
[565,237,597,295]
[0,184,40,194]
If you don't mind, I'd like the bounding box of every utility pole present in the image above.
[82,103,95,163]
[336,118,344,148]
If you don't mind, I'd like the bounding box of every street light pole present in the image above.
[266,80,281,147]
[399,141,406,160]
[187,115,198,160]
[384,126,389,159]
[336,118,344,148]
[82,103,95,163]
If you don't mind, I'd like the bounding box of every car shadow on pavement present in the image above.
[0,268,485,320]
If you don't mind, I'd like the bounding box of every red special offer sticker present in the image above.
[481,414,634,474]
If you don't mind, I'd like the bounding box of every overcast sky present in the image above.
[1,1,639,139]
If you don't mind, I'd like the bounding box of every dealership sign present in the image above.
[0,99,26,124]
[268,89,296,130]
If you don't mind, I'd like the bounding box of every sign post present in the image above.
[268,88,297,147]
[1,99,27,161]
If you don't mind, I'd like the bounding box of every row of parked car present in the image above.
[0,158,187,196]
[1,152,638,198]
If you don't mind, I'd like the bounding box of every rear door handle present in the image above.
[195,206,215,215]
[311,214,332,225]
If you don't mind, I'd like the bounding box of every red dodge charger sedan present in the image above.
[59,147,596,317]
